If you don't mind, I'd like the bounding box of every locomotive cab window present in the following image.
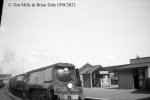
[55,66,76,82]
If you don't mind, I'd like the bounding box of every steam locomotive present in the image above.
[9,63,85,100]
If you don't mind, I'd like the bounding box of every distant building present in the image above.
[79,63,111,88]
[0,74,11,81]
[105,56,150,89]
[0,68,11,81]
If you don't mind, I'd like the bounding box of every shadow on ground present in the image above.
[136,97,150,100]
[85,98,101,100]
[131,89,150,94]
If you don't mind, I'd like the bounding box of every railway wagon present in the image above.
[9,76,17,95]
[22,63,84,100]
[9,74,26,98]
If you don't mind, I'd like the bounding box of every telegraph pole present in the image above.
[23,58,25,74]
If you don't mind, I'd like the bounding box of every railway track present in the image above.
[0,84,16,100]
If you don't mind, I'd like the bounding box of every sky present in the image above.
[0,0,150,75]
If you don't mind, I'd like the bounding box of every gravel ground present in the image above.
[83,86,150,100]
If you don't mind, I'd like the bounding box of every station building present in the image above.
[79,63,111,88]
[105,56,150,89]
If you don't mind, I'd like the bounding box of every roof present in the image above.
[80,63,103,74]
[104,64,129,72]
[105,62,150,72]
[79,63,92,73]
[27,63,75,74]
[117,62,150,70]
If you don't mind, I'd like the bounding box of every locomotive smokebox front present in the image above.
[53,66,85,100]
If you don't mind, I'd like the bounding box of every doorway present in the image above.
[132,69,139,89]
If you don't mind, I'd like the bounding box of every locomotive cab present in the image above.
[53,66,84,100]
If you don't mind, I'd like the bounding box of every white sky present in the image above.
[0,0,150,75]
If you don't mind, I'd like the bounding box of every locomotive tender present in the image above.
[9,63,85,100]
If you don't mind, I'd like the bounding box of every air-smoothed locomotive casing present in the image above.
[25,63,76,90]
[26,66,54,90]
[27,67,53,88]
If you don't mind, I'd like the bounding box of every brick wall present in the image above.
[130,57,150,64]
[118,70,134,89]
